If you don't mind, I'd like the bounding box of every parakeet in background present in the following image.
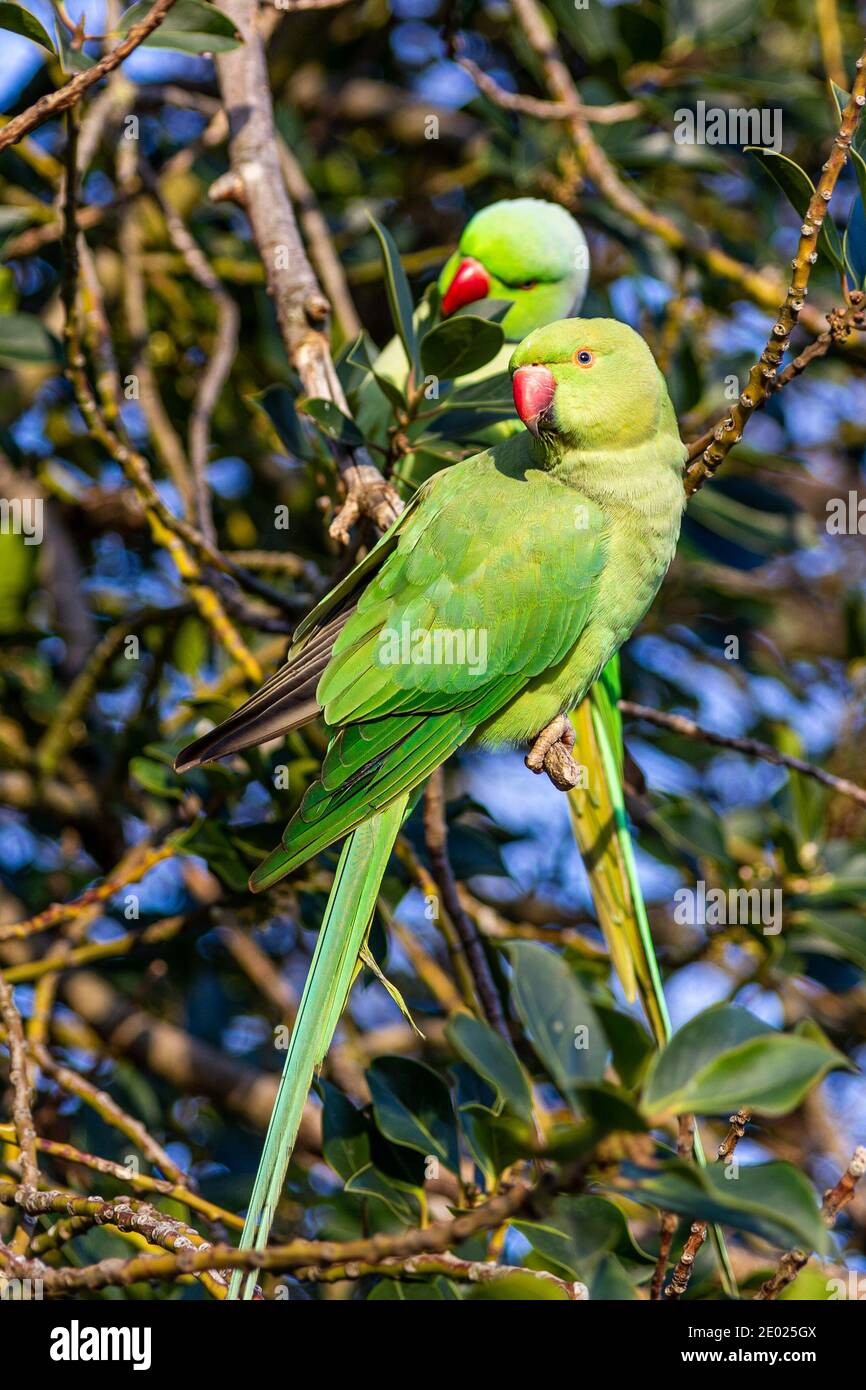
[357,197,590,458]
[436,198,590,342]
[175,317,686,1297]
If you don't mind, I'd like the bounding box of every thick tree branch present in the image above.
[0,1173,540,1292]
[0,976,39,1193]
[214,0,400,541]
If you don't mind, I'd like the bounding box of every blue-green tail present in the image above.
[228,792,410,1300]
[569,660,736,1296]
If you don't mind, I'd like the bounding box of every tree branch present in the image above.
[755,1145,866,1299]
[0,0,182,154]
[684,55,866,494]
[423,770,510,1039]
[213,0,401,541]
[619,700,866,809]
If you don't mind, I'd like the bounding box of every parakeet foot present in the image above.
[525,714,580,791]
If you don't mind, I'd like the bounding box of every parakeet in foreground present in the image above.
[176,317,686,1297]
[362,199,662,1040]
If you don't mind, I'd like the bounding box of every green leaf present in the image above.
[359,944,423,1037]
[129,756,186,802]
[643,1004,849,1119]
[298,396,364,448]
[844,195,866,289]
[746,147,846,274]
[320,1081,370,1181]
[175,818,250,892]
[367,1056,459,1174]
[171,614,208,678]
[367,214,421,382]
[420,316,505,381]
[516,1194,651,1281]
[0,3,55,52]
[0,313,60,367]
[445,1012,534,1121]
[596,1005,654,1090]
[650,796,729,862]
[344,1163,422,1224]
[117,0,241,53]
[449,297,511,324]
[588,1253,638,1300]
[447,370,514,410]
[507,942,607,1093]
[790,910,866,971]
[620,1159,831,1255]
[54,22,94,70]
[346,336,406,412]
[248,383,309,459]
[460,1108,530,1181]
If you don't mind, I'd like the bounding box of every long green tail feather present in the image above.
[228,792,410,1300]
[568,661,736,1296]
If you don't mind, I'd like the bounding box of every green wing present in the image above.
[251,447,607,888]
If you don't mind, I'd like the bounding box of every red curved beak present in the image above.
[441,256,491,316]
[512,365,556,436]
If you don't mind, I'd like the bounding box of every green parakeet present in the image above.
[175,317,686,1297]
[357,197,590,456]
[362,199,664,1041]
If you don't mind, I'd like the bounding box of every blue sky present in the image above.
[0,0,212,109]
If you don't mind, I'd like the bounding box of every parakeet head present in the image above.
[509,317,681,453]
[437,199,589,341]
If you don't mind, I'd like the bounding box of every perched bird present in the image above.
[357,197,590,453]
[359,199,664,1038]
[436,197,590,343]
[175,317,686,1297]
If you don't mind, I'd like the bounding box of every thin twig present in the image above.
[651,1113,694,1299]
[145,163,240,543]
[619,700,866,809]
[456,49,640,125]
[755,1146,866,1300]
[0,1126,242,1232]
[684,59,866,493]
[423,770,510,1040]
[665,1109,750,1299]
[0,978,39,1192]
[0,0,182,153]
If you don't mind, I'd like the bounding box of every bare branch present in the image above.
[423,770,510,1039]
[0,0,183,154]
[619,700,866,809]
[214,0,401,540]
[756,1145,866,1299]
[684,62,866,494]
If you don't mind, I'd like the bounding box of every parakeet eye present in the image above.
[574,348,594,368]
[519,280,538,291]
